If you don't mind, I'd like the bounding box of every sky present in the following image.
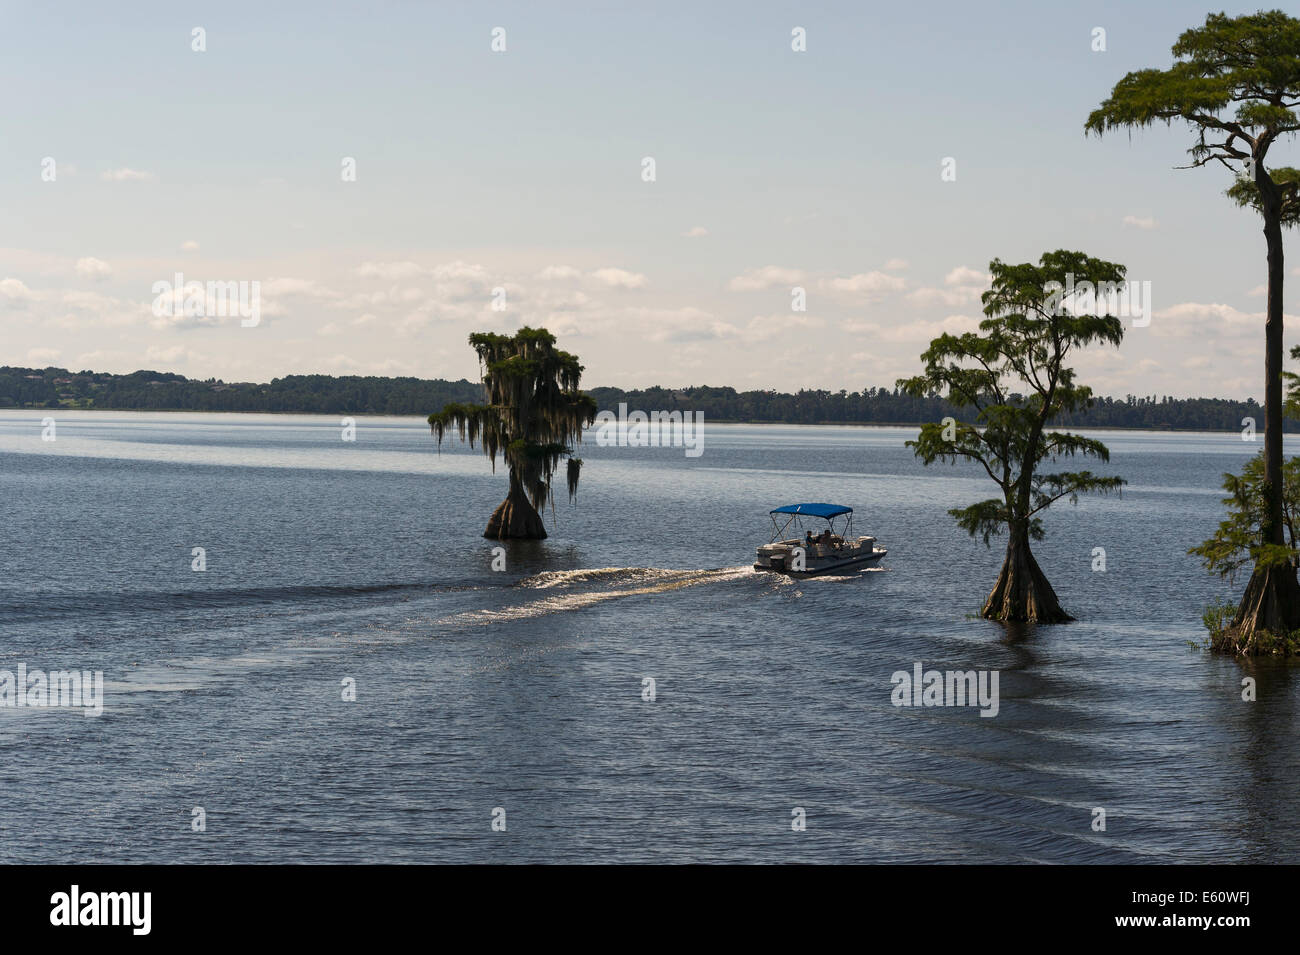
[1,0,1297,399]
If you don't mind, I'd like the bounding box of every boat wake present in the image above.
[516,566,751,589]
[439,565,760,626]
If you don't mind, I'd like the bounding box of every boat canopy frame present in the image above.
[767,503,856,543]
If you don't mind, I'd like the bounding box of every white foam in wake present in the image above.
[444,566,756,625]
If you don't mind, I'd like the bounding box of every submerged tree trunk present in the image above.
[981,527,1073,623]
[1225,562,1300,653]
[484,477,547,540]
[1227,193,1300,650]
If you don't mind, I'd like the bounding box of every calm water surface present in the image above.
[0,410,1295,863]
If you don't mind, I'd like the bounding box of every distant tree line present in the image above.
[0,365,1286,431]
[587,385,1285,432]
[0,367,484,415]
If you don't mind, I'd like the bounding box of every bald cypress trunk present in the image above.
[484,476,547,540]
[1228,194,1300,649]
[1226,563,1300,652]
[981,524,1072,623]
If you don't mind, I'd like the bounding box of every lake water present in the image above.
[0,410,1295,863]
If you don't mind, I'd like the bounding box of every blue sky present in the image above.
[1,1,1295,398]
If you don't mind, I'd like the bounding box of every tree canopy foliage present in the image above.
[899,251,1128,546]
[1190,451,1300,581]
[1085,10,1300,176]
[428,327,597,536]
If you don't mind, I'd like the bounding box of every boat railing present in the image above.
[767,535,871,557]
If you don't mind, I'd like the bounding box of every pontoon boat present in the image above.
[753,503,886,576]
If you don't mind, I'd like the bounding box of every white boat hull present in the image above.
[754,538,887,577]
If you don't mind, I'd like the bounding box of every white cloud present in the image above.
[431,261,492,283]
[353,259,491,286]
[74,257,112,281]
[146,287,235,329]
[683,226,709,237]
[883,258,909,271]
[180,240,200,252]
[361,261,495,302]
[907,286,982,308]
[534,312,584,337]
[865,313,979,343]
[944,266,988,287]
[0,277,38,301]
[826,271,906,297]
[536,265,648,290]
[531,287,591,311]
[536,265,583,281]
[728,266,806,291]
[588,267,648,289]
[902,267,989,309]
[1122,215,1158,230]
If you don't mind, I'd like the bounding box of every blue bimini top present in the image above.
[769,503,852,519]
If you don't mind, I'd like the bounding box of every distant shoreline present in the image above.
[2,364,1287,433]
[0,404,1268,436]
